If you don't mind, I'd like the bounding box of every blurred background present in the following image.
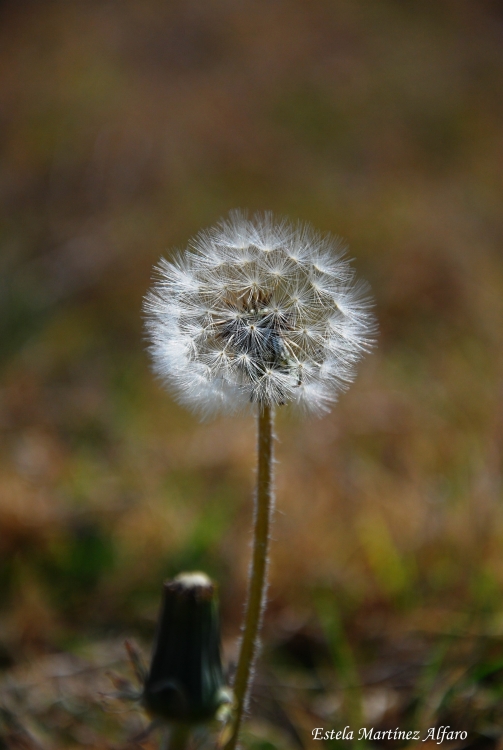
[1,1,503,747]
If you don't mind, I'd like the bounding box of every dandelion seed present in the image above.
[144,211,376,416]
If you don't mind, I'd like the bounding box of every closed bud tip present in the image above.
[143,572,230,725]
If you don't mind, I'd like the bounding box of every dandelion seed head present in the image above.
[144,211,376,416]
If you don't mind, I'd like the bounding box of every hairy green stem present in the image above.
[225,404,275,750]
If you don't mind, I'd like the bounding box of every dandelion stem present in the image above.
[163,725,190,750]
[225,403,275,750]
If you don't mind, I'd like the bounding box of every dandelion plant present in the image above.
[144,211,375,749]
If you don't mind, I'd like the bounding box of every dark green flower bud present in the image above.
[143,572,229,725]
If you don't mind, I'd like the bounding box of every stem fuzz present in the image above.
[225,404,275,750]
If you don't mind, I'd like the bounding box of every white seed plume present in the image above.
[144,211,376,416]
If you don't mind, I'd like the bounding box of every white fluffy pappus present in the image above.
[144,211,376,416]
